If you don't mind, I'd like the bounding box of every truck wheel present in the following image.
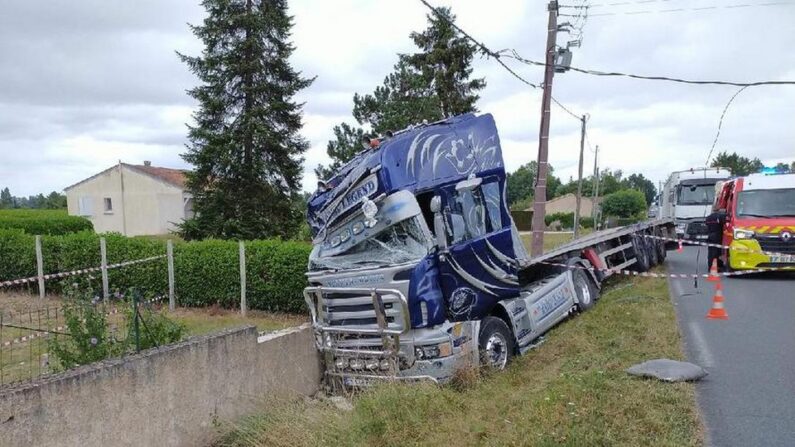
[656,237,667,263]
[631,235,651,272]
[478,317,514,370]
[572,268,596,311]
[647,236,660,266]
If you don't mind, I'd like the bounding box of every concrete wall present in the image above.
[66,165,187,236]
[0,324,322,447]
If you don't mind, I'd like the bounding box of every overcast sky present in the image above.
[1,0,793,197]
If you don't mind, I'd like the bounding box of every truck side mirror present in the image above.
[430,196,448,252]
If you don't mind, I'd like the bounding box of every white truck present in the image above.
[660,168,731,241]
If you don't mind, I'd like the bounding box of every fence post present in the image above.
[167,240,175,311]
[239,241,247,317]
[35,235,45,301]
[100,237,109,303]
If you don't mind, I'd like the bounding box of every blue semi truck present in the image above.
[304,113,674,388]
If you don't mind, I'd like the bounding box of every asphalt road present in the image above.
[666,246,795,447]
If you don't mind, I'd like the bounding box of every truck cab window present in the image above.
[481,181,503,231]
[447,186,487,244]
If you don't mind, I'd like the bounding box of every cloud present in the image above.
[0,0,793,197]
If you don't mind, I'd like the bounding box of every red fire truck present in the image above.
[711,172,795,271]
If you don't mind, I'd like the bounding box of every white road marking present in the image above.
[688,321,715,368]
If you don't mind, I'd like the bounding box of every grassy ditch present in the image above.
[216,272,701,447]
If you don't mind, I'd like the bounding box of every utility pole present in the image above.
[530,1,559,257]
[573,114,587,238]
[591,144,600,223]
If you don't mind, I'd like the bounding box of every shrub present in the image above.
[0,209,93,235]
[49,288,125,370]
[510,210,533,231]
[601,190,647,218]
[49,287,185,370]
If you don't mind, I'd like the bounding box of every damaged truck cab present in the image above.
[305,113,594,387]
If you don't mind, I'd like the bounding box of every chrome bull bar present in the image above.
[303,286,414,385]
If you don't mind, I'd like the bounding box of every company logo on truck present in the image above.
[449,287,477,317]
[318,175,378,225]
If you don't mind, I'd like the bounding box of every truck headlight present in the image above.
[362,199,378,219]
[733,228,754,240]
[414,342,453,360]
[334,358,348,370]
[676,223,687,233]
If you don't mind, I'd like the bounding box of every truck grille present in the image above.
[756,237,795,255]
[686,222,708,236]
[304,287,409,334]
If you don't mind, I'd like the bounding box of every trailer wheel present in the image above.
[478,317,514,370]
[656,236,667,263]
[631,235,651,272]
[647,235,660,266]
[572,268,596,311]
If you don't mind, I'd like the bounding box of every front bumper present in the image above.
[729,240,795,270]
[304,286,477,388]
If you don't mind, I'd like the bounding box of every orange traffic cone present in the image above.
[706,283,729,320]
[707,259,720,282]
[677,240,683,253]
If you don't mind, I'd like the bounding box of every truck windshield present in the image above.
[677,184,716,206]
[736,188,795,218]
[309,216,432,271]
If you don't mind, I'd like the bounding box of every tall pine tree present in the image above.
[179,0,313,240]
[318,6,484,178]
[406,7,485,118]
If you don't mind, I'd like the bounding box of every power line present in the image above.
[417,0,537,89]
[551,95,582,119]
[704,85,750,166]
[573,1,794,16]
[561,0,792,9]
[501,49,795,87]
[418,0,586,121]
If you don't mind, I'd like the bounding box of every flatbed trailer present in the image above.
[303,113,677,388]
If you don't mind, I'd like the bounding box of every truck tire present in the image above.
[647,235,660,266]
[479,316,515,370]
[631,235,651,272]
[572,268,596,311]
[656,236,667,263]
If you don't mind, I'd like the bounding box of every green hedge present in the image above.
[0,209,93,235]
[510,210,533,231]
[0,230,310,313]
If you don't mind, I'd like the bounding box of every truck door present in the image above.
[436,176,520,321]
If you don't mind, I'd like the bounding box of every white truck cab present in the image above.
[660,167,731,240]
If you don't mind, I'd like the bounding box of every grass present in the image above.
[521,229,594,253]
[0,292,306,385]
[215,272,701,447]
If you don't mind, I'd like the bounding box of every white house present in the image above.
[65,162,193,236]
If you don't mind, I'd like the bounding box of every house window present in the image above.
[78,196,93,216]
[104,197,113,214]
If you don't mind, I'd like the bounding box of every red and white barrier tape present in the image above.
[540,260,792,279]
[640,233,792,258]
[0,255,166,288]
[0,295,167,347]
[1,325,66,347]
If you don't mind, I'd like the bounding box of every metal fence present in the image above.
[0,235,258,387]
[0,294,168,387]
